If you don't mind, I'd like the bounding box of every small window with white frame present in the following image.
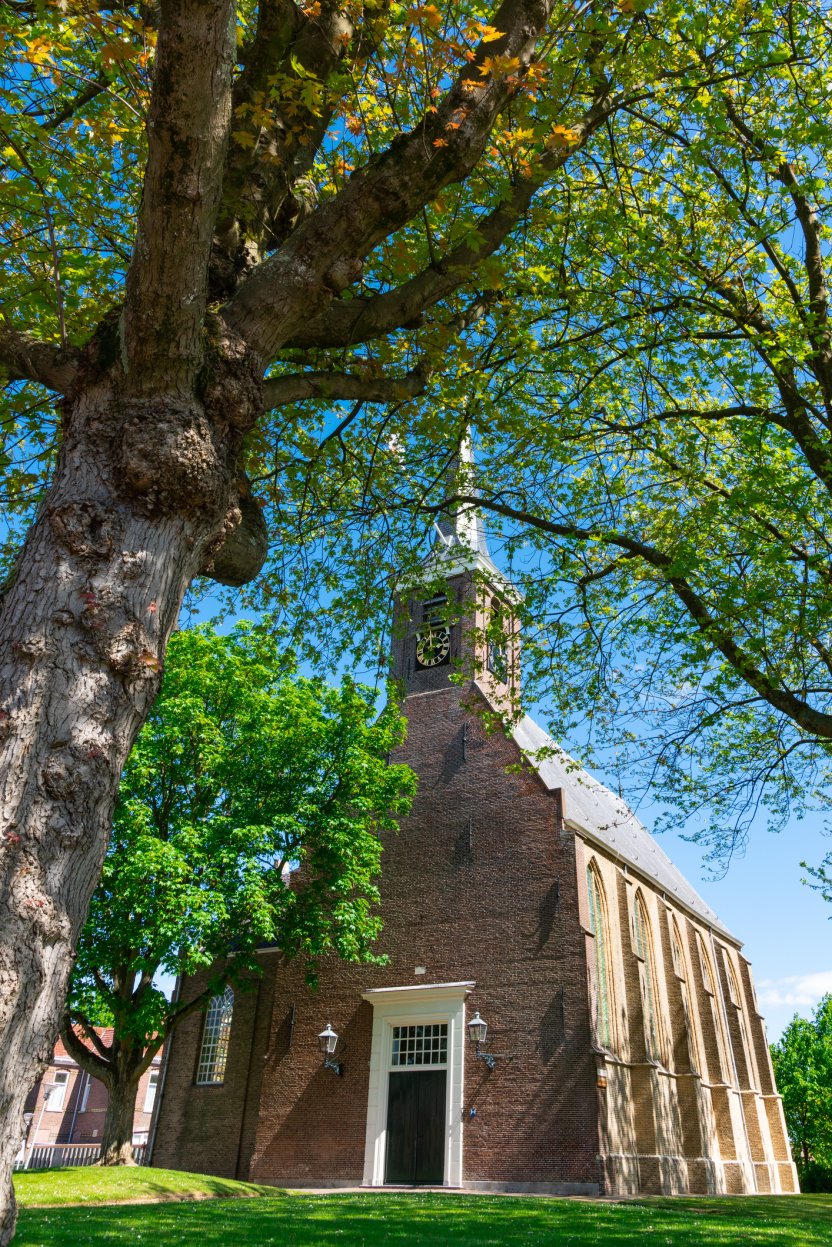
[391,1024,448,1067]
[143,1069,159,1113]
[46,1069,69,1111]
[196,987,234,1085]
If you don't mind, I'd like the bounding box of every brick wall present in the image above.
[155,674,600,1191]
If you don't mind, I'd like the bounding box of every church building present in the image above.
[151,481,798,1197]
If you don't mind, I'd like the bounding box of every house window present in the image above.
[586,863,615,1050]
[196,987,234,1085]
[633,892,663,1062]
[143,1069,159,1113]
[79,1074,91,1112]
[391,1024,448,1067]
[47,1070,69,1111]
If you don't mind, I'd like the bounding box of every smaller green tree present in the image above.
[61,624,415,1165]
[771,995,832,1189]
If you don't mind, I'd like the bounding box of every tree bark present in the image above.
[0,327,259,1240]
[98,1071,141,1167]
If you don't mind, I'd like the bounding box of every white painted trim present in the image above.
[362,982,475,1001]
[362,983,472,1188]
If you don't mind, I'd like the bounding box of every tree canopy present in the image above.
[263,1,832,864]
[4,3,831,862]
[62,623,415,1163]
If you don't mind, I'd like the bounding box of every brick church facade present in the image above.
[152,481,798,1196]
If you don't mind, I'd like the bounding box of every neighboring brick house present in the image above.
[24,1029,161,1149]
[151,457,798,1196]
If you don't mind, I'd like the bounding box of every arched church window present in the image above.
[696,933,727,1081]
[723,949,741,1006]
[586,862,615,1050]
[670,916,701,1074]
[697,933,716,994]
[196,986,234,1085]
[632,892,663,1062]
[723,948,753,1081]
[487,597,509,683]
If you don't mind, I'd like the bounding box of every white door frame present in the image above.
[361,982,473,1187]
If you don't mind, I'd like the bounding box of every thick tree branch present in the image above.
[59,1017,113,1080]
[122,0,236,393]
[0,322,81,392]
[224,0,580,358]
[280,95,618,350]
[439,491,832,740]
[263,363,428,408]
[214,0,358,289]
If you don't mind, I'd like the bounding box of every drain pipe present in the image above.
[66,1070,87,1144]
[146,974,181,1166]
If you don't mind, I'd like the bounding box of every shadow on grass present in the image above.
[14,1193,832,1247]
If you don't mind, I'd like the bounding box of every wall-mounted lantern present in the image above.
[318,1022,343,1076]
[467,1011,509,1072]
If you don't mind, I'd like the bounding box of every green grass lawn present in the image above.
[11,1169,832,1246]
[14,1165,277,1207]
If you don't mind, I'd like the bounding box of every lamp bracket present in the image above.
[323,1056,344,1076]
[475,1043,513,1072]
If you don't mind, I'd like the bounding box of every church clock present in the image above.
[415,626,451,668]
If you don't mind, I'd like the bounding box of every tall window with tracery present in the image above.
[670,916,700,1073]
[723,949,753,1082]
[196,986,234,1085]
[633,892,663,1062]
[696,933,726,1081]
[586,863,615,1050]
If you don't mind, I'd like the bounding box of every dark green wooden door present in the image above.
[384,1070,446,1185]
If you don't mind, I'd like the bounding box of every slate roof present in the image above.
[512,713,736,942]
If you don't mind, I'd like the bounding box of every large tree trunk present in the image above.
[0,338,258,1240]
[99,1071,141,1167]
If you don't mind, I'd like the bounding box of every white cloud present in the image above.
[756,970,832,1009]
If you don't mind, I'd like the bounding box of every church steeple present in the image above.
[430,433,502,580]
[391,433,520,700]
[420,432,507,586]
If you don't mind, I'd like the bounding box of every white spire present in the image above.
[433,432,496,567]
[425,430,507,584]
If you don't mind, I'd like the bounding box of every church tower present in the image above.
[390,437,519,709]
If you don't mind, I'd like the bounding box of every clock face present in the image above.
[415,627,451,668]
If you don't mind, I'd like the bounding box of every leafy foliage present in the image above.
[64,623,415,1148]
[771,995,832,1187]
[241,1,832,863]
